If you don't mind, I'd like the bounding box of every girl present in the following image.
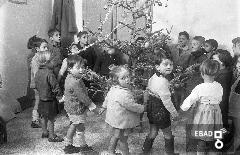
[35,51,63,142]
[180,59,223,154]
[63,55,96,154]
[142,52,178,155]
[30,36,48,128]
[101,65,145,155]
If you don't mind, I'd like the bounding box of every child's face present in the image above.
[178,35,188,47]
[204,43,213,53]
[191,39,202,52]
[236,57,240,72]
[37,42,48,52]
[156,59,173,76]
[233,43,240,56]
[70,62,84,76]
[78,34,88,45]
[118,69,130,88]
[51,31,61,43]
[212,54,224,68]
[70,45,79,55]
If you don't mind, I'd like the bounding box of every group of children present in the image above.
[26,28,240,155]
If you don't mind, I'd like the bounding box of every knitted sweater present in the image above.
[64,74,92,115]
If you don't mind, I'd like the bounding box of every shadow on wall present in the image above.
[0,0,52,99]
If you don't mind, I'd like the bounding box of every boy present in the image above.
[76,31,97,70]
[47,29,63,77]
[232,37,240,57]
[204,39,218,58]
[63,55,96,154]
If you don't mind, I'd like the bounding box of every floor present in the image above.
[0,108,210,155]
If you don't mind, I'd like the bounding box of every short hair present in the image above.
[179,31,189,40]
[154,49,172,65]
[67,55,86,69]
[48,28,59,38]
[232,37,240,45]
[193,36,205,45]
[27,35,47,49]
[200,59,220,76]
[205,39,218,50]
[213,49,233,68]
[109,65,129,84]
[77,31,88,38]
[37,51,51,65]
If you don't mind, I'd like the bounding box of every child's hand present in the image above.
[58,96,65,103]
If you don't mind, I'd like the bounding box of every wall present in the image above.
[0,0,52,98]
[153,0,240,52]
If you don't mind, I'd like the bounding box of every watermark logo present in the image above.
[186,124,228,152]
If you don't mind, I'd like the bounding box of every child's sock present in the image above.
[32,109,39,121]
[76,131,86,146]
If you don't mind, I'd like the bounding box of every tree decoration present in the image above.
[82,0,172,98]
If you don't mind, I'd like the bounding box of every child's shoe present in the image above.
[31,120,41,128]
[79,144,94,152]
[48,135,64,142]
[63,145,80,154]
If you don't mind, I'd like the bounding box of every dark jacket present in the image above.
[93,51,123,76]
[77,44,97,70]
[48,44,63,76]
[35,65,62,101]
[185,49,208,95]
[215,68,233,127]
[64,74,92,115]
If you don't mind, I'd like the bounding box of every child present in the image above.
[228,37,240,153]
[185,36,207,96]
[63,55,96,154]
[142,52,178,154]
[101,65,145,155]
[58,43,80,84]
[77,31,97,70]
[180,59,223,154]
[47,28,63,77]
[30,36,49,128]
[212,49,233,129]
[35,51,63,142]
[204,39,218,58]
